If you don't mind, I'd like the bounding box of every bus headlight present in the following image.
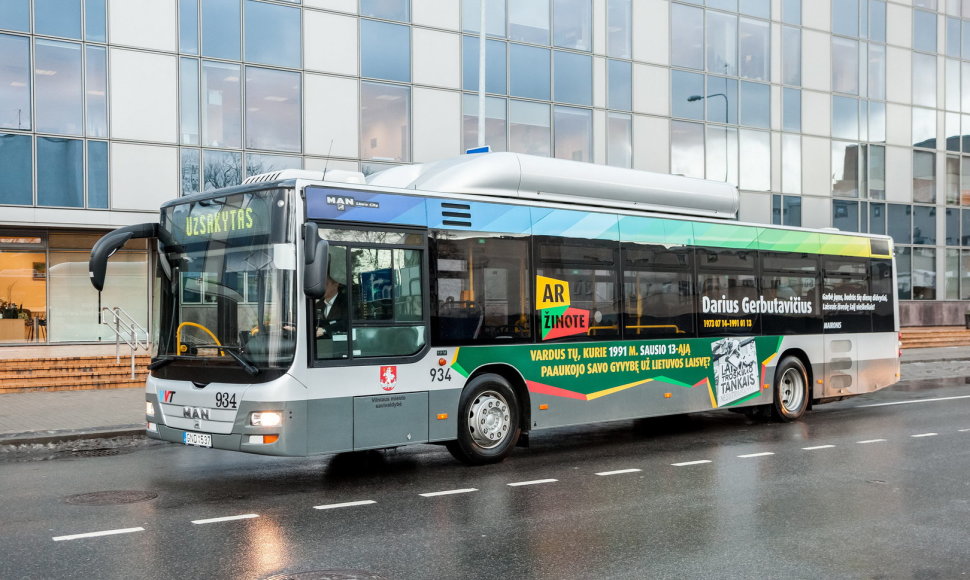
[146,402,155,417]
[251,411,283,427]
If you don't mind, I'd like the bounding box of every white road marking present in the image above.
[53,527,144,542]
[191,514,259,525]
[507,479,557,487]
[911,433,938,438]
[313,500,377,510]
[419,488,478,497]
[802,445,835,451]
[671,460,712,467]
[859,395,970,408]
[858,439,887,444]
[958,429,970,432]
[595,468,642,476]
[737,452,775,458]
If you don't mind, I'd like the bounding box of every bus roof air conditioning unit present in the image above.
[366,152,739,219]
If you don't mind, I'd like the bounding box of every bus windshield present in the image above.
[155,188,297,374]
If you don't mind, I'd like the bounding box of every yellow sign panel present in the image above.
[536,275,570,309]
[185,208,254,237]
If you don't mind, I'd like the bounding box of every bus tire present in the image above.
[446,374,521,465]
[771,356,809,422]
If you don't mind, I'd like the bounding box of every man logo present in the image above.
[182,407,210,420]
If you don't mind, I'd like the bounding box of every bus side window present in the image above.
[536,237,620,341]
[432,233,532,344]
[621,243,694,338]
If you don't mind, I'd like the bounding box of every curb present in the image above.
[0,426,144,447]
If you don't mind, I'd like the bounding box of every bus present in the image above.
[89,153,900,465]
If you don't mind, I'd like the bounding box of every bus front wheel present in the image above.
[447,374,521,465]
[771,356,810,422]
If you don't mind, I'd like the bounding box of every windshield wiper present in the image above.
[192,344,260,377]
[148,356,176,371]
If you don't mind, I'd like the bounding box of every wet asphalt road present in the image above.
[1,378,969,580]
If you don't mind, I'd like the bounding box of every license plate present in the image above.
[183,432,212,448]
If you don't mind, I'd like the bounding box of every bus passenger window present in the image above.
[537,237,620,341]
[622,244,693,338]
[432,233,532,344]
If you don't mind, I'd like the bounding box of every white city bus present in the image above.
[90,153,900,464]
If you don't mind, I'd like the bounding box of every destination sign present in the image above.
[166,192,278,243]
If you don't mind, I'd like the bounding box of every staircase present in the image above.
[0,355,150,394]
[900,326,970,349]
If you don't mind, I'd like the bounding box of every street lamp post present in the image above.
[688,93,729,182]
[478,0,487,148]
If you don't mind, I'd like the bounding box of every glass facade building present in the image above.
[0,0,965,347]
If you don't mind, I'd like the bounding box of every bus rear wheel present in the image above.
[771,356,809,422]
[447,374,521,465]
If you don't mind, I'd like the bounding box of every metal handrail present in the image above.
[100,306,149,379]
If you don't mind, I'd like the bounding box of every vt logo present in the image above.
[536,276,589,340]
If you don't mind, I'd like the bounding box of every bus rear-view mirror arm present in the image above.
[89,222,160,291]
[303,222,328,299]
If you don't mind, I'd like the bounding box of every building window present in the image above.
[34,39,83,136]
[912,247,936,299]
[462,36,507,94]
[707,11,737,76]
[553,0,591,51]
[739,17,769,81]
[85,45,107,138]
[180,0,199,54]
[87,141,108,208]
[671,3,704,70]
[360,81,410,162]
[913,9,937,54]
[202,149,242,190]
[772,195,801,226]
[705,125,738,183]
[868,144,885,199]
[509,0,549,45]
[0,0,30,32]
[781,134,801,194]
[462,0,506,37]
[833,199,861,232]
[37,137,83,208]
[913,205,936,245]
[244,0,300,68]
[782,0,800,25]
[832,96,860,141]
[361,0,409,22]
[607,60,632,111]
[607,112,632,168]
[739,81,769,128]
[739,129,769,190]
[180,58,200,145]
[832,37,859,95]
[360,20,410,83]
[509,44,550,100]
[913,107,936,148]
[671,120,704,179]
[913,150,936,203]
[0,134,32,205]
[832,141,860,197]
[671,70,705,121]
[783,88,801,132]
[606,0,631,58]
[201,0,240,60]
[180,148,200,195]
[85,0,106,43]
[782,26,801,86]
[553,105,591,162]
[0,234,47,344]
[888,204,912,244]
[34,0,81,39]
[509,99,550,156]
[913,52,937,108]
[462,94,507,152]
[245,67,301,152]
[245,153,300,177]
[202,61,241,148]
[0,34,30,131]
[553,51,591,106]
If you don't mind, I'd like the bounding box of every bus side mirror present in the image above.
[303,223,328,299]
[89,223,159,292]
